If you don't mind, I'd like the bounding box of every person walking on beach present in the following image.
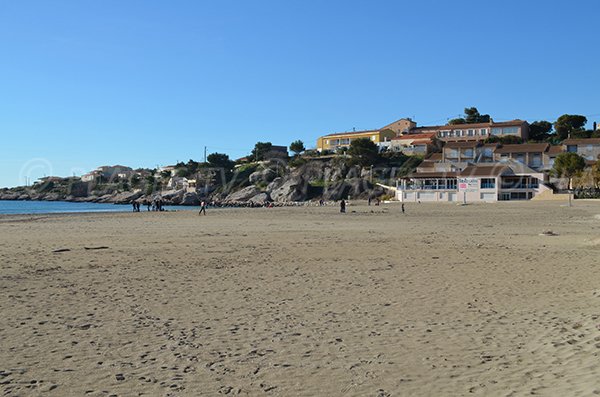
[401,203,405,214]
[199,200,206,216]
[340,199,346,213]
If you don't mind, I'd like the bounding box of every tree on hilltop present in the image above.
[528,120,553,142]
[554,114,587,140]
[207,152,235,170]
[251,142,273,161]
[448,107,491,125]
[289,140,305,156]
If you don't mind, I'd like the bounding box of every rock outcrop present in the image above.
[269,176,307,203]
[224,186,261,202]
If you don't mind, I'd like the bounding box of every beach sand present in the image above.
[1,201,600,396]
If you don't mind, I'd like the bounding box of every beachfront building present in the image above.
[396,160,550,202]
[316,129,396,152]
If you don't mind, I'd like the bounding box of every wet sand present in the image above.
[1,201,600,396]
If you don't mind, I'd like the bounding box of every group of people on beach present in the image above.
[131,198,406,215]
[132,199,165,212]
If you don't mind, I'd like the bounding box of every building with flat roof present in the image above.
[316,118,415,152]
[317,129,396,152]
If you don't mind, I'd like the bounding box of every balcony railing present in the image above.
[500,183,539,189]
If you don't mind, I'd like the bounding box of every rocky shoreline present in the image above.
[1,158,401,207]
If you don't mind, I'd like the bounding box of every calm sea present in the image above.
[0,200,196,215]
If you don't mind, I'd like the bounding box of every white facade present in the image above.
[396,161,550,202]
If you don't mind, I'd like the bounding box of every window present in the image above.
[463,149,474,158]
[480,128,488,135]
[481,178,496,189]
[447,149,459,158]
[491,127,519,135]
[529,178,539,188]
[530,153,542,167]
[515,154,525,163]
[468,129,475,136]
[510,192,528,200]
[566,145,577,153]
[371,135,377,141]
[455,130,463,136]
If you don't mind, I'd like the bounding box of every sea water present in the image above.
[0,200,196,215]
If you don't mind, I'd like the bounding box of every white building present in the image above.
[396,160,551,202]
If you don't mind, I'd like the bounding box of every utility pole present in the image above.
[204,146,207,163]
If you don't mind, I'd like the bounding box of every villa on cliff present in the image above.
[316,117,530,153]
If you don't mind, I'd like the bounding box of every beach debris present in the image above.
[52,248,71,253]
[84,246,110,250]
[539,230,559,236]
[115,374,125,381]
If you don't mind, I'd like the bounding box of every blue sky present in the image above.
[1,0,599,187]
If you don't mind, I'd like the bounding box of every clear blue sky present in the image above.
[1,0,599,187]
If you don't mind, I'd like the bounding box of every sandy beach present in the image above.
[1,201,600,396]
